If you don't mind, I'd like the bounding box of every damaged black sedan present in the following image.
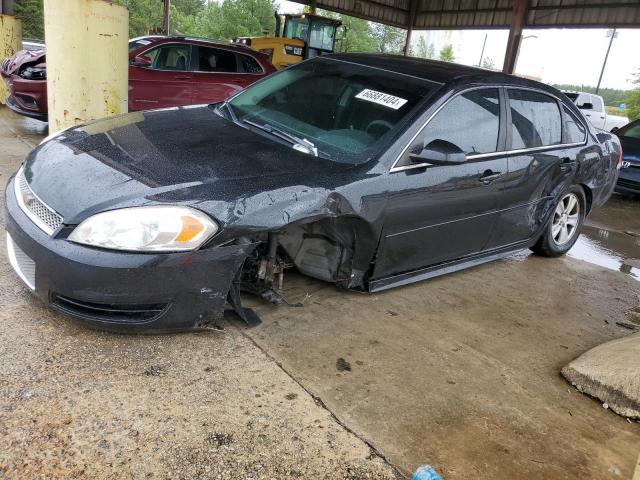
[5,54,622,332]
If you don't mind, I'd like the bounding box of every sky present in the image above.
[275,0,640,91]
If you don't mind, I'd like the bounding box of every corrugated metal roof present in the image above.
[294,0,640,29]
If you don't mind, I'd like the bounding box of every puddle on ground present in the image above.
[569,225,640,281]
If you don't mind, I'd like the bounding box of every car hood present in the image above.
[22,106,355,225]
[0,49,45,75]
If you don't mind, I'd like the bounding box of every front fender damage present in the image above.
[207,191,382,329]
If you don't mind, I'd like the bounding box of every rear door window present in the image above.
[508,89,562,149]
[196,46,238,73]
[563,106,587,143]
[421,88,501,156]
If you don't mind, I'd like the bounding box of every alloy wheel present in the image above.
[552,193,580,246]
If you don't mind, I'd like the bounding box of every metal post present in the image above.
[43,0,129,133]
[162,0,170,35]
[0,0,20,104]
[596,28,617,94]
[403,0,419,56]
[502,0,528,74]
[1,0,15,15]
[478,33,487,66]
[403,28,413,56]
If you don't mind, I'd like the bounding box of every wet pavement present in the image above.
[1,107,640,479]
[579,195,640,282]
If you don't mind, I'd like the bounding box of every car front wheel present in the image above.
[531,186,586,257]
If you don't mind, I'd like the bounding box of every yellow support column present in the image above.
[0,14,21,105]
[43,0,128,133]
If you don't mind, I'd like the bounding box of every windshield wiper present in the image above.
[243,119,318,157]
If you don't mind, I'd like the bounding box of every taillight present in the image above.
[616,144,624,170]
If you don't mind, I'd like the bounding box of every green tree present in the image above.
[336,17,375,53]
[414,36,436,59]
[426,42,435,59]
[370,23,405,54]
[415,36,427,58]
[626,70,640,121]
[318,10,375,53]
[552,83,628,107]
[480,56,495,70]
[113,0,164,37]
[439,44,454,62]
[181,0,277,40]
[14,0,44,40]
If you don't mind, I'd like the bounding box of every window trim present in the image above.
[390,85,589,174]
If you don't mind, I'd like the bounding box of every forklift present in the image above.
[234,13,342,70]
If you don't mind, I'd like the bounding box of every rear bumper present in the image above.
[4,176,255,333]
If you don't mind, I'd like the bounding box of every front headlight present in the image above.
[68,206,218,252]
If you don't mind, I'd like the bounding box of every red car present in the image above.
[0,36,276,121]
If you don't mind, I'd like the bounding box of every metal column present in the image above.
[43,0,129,133]
[162,0,170,35]
[502,0,529,74]
[403,0,419,56]
[0,0,21,105]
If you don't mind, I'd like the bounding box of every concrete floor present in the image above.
[1,107,639,479]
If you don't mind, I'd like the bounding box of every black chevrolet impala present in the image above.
[5,54,622,332]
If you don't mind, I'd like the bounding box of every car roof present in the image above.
[325,53,557,91]
[145,35,254,52]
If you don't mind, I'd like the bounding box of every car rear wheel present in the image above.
[531,186,586,257]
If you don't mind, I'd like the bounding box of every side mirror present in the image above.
[577,102,593,110]
[131,54,152,67]
[610,126,619,134]
[409,139,467,166]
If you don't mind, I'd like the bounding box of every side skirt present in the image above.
[368,240,533,293]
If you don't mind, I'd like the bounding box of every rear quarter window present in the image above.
[509,89,562,149]
[563,106,587,143]
[238,54,263,74]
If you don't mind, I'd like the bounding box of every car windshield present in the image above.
[227,57,440,164]
[618,120,640,139]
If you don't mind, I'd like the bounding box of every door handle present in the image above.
[175,75,192,80]
[585,113,591,117]
[479,169,502,185]
[560,157,576,172]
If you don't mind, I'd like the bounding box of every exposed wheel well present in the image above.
[579,184,593,214]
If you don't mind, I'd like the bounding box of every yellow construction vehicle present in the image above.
[234,13,341,70]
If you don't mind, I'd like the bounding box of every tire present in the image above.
[531,185,586,257]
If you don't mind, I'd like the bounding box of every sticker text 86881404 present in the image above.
[355,89,408,110]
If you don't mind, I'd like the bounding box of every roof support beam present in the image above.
[502,0,528,74]
[403,0,419,55]
[1,0,15,15]
[162,0,170,35]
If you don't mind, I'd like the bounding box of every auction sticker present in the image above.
[355,89,408,110]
